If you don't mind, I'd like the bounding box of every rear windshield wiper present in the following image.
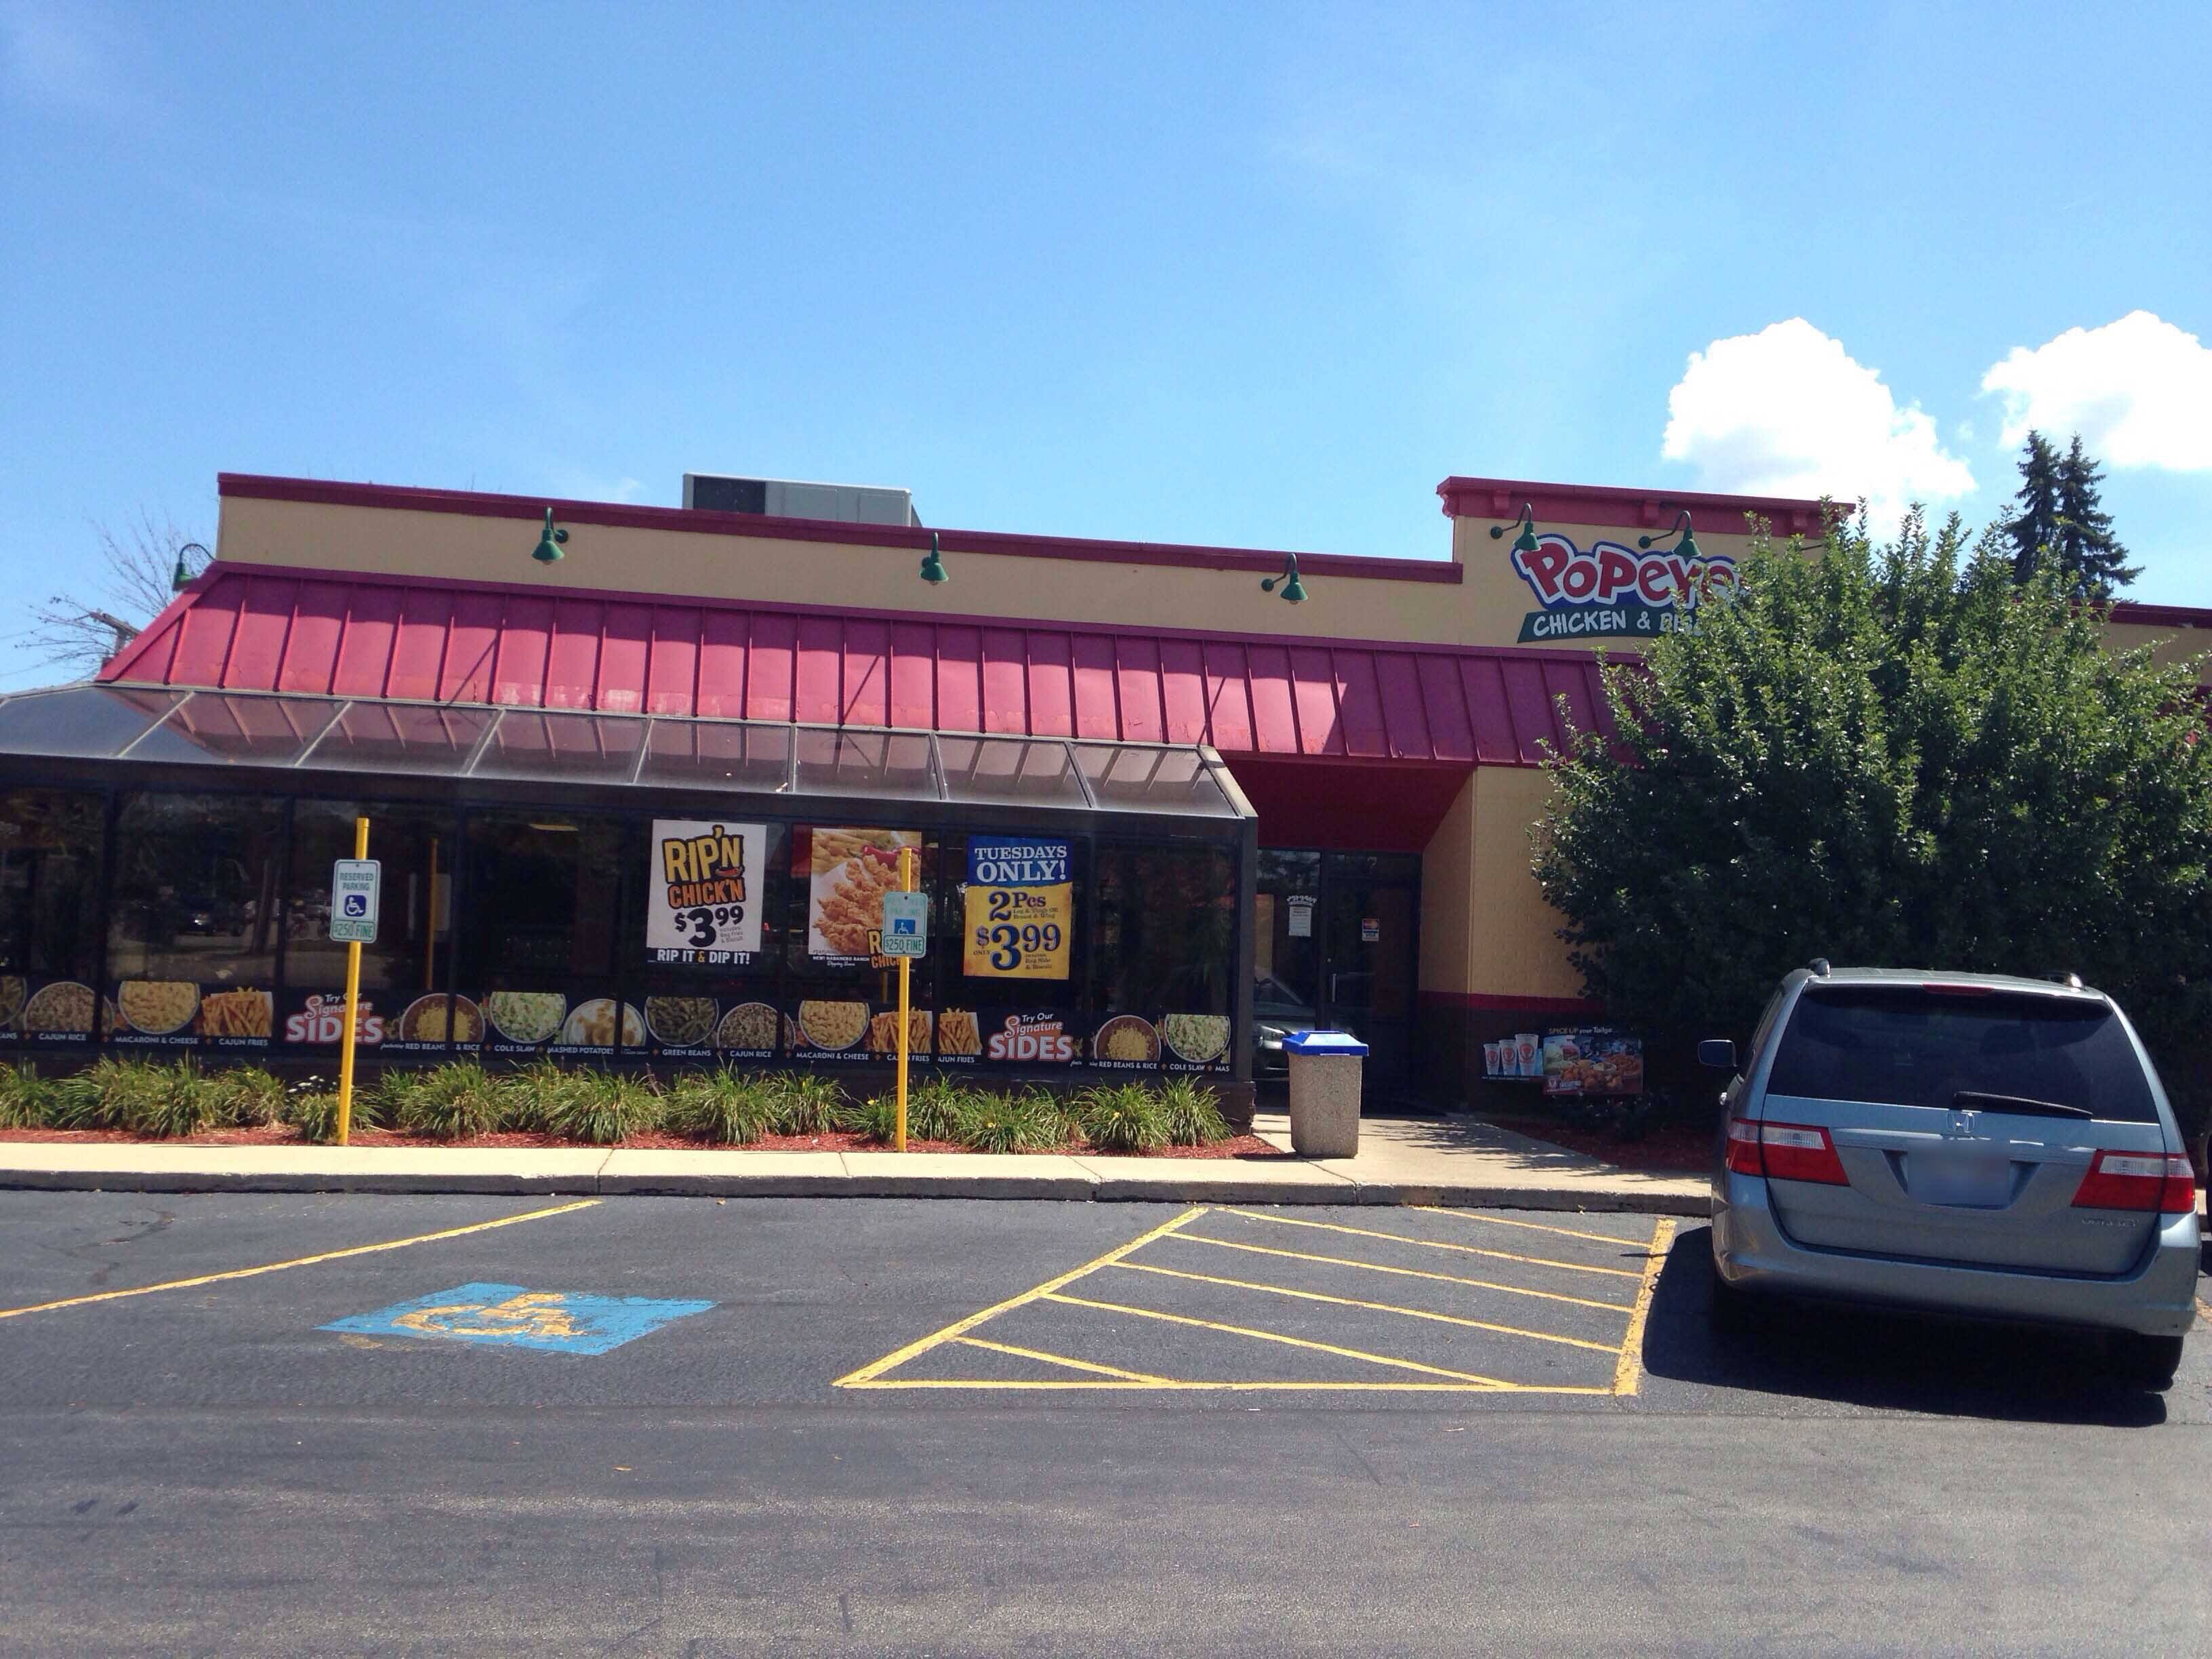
[1950,1090,2095,1120]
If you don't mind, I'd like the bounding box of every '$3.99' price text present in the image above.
[678,902,747,947]
[976,888,1061,972]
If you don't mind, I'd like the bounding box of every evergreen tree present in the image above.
[2002,430,2062,583]
[2053,434,2139,599]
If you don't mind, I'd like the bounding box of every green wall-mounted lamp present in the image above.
[1638,509,1702,564]
[1260,552,1307,603]
[918,530,949,585]
[532,508,570,564]
[169,541,211,592]
[1488,503,1541,557]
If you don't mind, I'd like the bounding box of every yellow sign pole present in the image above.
[335,815,369,1146]
[895,845,915,1152]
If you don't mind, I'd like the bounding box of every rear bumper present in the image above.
[1713,1171,2203,1338]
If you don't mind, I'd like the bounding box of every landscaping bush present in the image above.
[205,1065,288,1129]
[544,1070,663,1145]
[1072,1082,1169,1153]
[665,1068,775,1145]
[851,1092,899,1144]
[497,1059,593,1135]
[282,1074,379,1143]
[1156,1076,1229,1146]
[390,1062,507,1141]
[48,1057,212,1137]
[901,1075,972,1143]
[763,1071,848,1136]
[954,1086,1073,1153]
[0,1061,53,1128]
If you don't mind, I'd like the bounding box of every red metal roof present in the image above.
[100,566,1614,766]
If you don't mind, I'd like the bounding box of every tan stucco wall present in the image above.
[1418,773,1478,996]
[215,495,1775,653]
[1466,766,1582,1001]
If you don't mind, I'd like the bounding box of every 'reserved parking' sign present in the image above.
[330,859,381,943]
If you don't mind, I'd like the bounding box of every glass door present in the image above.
[1320,858,1417,1087]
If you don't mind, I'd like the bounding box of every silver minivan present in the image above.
[1706,964,2202,1389]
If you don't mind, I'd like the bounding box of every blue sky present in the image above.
[5,1,2209,686]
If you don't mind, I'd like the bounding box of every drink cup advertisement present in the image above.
[1514,1033,1540,1077]
[962,838,1072,979]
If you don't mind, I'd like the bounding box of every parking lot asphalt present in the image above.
[3,1191,2209,1654]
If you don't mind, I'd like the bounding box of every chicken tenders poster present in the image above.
[803,827,922,962]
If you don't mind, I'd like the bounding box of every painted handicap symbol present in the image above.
[324,1282,714,1355]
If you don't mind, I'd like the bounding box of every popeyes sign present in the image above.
[1511,533,1737,643]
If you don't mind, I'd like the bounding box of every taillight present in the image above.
[2071,1151,2196,1214]
[1725,1118,1849,1185]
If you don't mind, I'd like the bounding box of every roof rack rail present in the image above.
[2052,971,2084,989]
[1807,958,1832,977]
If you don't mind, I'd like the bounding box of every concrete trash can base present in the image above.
[1282,1030,1369,1159]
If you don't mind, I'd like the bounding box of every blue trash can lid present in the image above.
[1281,1029,1370,1057]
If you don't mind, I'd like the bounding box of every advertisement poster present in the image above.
[803,828,922,963]
[962,838,1072,980]
[104,979,274,1049]
[787,998,877,1063]
[647,820,766,965]
[1094,1011,1235,1073]
[0,975,98,1046]
[1542,1028,1645,1097]
[975,1009,1081,1067]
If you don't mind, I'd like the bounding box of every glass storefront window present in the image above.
[624,817,790,1059]
[459,811,633,1056]
[106,791,286,1046]
[281,801,461,1052]
[0,790,107,1038]
[1090,842,1236,1072]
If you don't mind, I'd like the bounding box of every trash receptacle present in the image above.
[1283,1029,1368,1158]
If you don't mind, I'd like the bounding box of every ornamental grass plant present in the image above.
[1071,1082,1170,1153]
[0,1061,53,1128]
[389,1062,506,1141]
[544,1069,663,1145]
[1156,1076,1229,1145]
[664,1068,775,1145]
[763,1071,848,1136]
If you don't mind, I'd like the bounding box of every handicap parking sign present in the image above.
[879,890,928,957]
[343,894,369,917]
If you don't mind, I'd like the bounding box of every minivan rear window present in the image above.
[1765,987,2159,1122]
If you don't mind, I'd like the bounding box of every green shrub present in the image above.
[205,1065,287,1128]
[46,1057,211,1137]
[47,1059,130,1130]
[1072,1082,1169,1153]
[544,1070,663,1145]
[851,1092,899,1144]
[0,1061,53,1128]
[763,1071,848,1136]
[954,1086,1070,1153]
[1157,1076,1229,1145]
[898,1079,968,1141]
[393,1062,507,1140]
[665,1068,775,1145]
[497,1059,591,1135]
[283,1074,380,1143]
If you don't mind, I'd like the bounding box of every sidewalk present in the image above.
[0,1111,1713,1216]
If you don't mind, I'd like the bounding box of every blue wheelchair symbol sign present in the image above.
[343,894,369,917]
[891,917,916,935]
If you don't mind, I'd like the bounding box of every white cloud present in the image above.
[1661,319,1974,535]
[1980,310,2212,471]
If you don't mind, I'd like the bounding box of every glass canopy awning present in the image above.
[0,683,1250,820]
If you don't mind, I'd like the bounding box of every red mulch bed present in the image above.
[1479,1112,1711,1174]
[0,1124,1283,1158]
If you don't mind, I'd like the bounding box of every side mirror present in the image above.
[1697,1038,1737,1071]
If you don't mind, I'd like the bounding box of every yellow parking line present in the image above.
[834,1205,1205,1385]
[840,1377,1617,1393]
[1113,1260,1624,1354]
[0,1199,603,1324]
[1612,1218,1677,1396]
[1216,1208,1643,1279]
[1162,1230,1636,1313]
[1045,1290,1517,1386]
[951,1336,1174,1383]
[1411,1206,1660,1248]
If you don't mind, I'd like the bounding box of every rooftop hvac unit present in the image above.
[683,474,919,527]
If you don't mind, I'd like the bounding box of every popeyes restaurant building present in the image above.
[3,470,2205,1112]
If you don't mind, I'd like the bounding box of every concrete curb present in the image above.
[0,1147,1713,1216]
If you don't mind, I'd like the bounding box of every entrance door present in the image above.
[1319,857,1417,1088]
